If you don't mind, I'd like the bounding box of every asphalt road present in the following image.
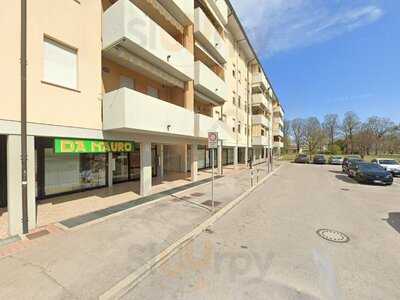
[123,163,400,300]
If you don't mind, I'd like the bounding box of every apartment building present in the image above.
[273,100,285,155]
[0,0,283,236]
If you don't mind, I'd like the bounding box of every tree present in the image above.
[342,112,360,154]
[282,119,291,153]
[291,118,306,153]
[304,117,324,158]
[365,117,395,155]
[322,114,340,146]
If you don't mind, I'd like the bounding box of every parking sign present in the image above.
[208,132,218,149]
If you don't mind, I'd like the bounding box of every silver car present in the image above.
[329,156,344,165]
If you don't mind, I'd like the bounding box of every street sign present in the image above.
[208,132,218,149]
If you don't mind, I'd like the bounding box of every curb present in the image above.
[100,164,283,300]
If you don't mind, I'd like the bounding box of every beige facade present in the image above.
[0,0,284,236]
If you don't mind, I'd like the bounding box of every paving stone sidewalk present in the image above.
[0,162,276,300]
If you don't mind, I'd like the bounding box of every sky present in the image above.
[230,0,400,124]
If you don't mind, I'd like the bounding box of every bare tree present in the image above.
[291,118,306,153]
[304,117,324,158]
[322,114,339,146]
[365,116,395,155]
[283,119,291,153]
[342,112,361,154]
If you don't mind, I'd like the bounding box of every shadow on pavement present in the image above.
[329,170,344,174]
[385,212,400,234]
[335,175,358,184]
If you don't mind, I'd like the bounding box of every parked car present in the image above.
[351,163,393,185]
[347,159,367,177]
[329,156,344,165]
[343,157,364,174]
[372,158,400,177]
[313,155,326,164]
[295,154,310,164]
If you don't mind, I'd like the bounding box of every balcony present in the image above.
[273,128,284,137]
[194,114,235,143]
[252,73,269,92]
[273,105,284,117]
[194,61,227,105]
[252,136,269,146]
[103,88,195,137]
[252,115,270,129]
[194,8,227,64]
[158,0,194,25]
[274,141,284,148]
[103,0,194,82]
[252,93,270,111]
[274,117,284,127]
[208,0,228,25]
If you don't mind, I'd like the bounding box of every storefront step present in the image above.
[59,175,223,229]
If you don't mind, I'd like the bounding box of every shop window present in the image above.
[43,37,78,90]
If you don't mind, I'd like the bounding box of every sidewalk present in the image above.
[0,162,278,299]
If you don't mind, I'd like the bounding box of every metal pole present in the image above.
[211,149,215,211]
[21,0,29,234]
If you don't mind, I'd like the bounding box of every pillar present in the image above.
[217,143,223,175]
[157,144,164,179]
[107,152,113,188]
[191,142,198,182]
[264,147,267,162]
[140,142,152,196]
[183,144,188,173]
[245,147,249,165]
[233,146,238,166]
[7,135,36,236]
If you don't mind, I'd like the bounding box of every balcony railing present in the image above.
[252,115,270,128]
[194,7,227,64]
[103,0,194,82]
[194,114,235,143]
[103,88,195,137]
[194,61,227,104]
[158,0,194,25]
[252,136,269,146]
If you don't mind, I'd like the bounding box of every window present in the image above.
[232,97,236,105]
[43,37,78,90]
[238,123,241,134]
[238,96,241,108]
[232,70,236,78]
[120,76,134,90]
[147,86,159,98]
[261,129,265,136]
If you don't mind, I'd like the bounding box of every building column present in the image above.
[191,142,198,182]
[244,147,249,165]
[157,144,164,179]
[218,143,223,175]
[264,147,267,162]
[233,146,238,166]
[183,144,188,173]
[140,142,152,196]
[107,152,113,188]
[7,135,36,236]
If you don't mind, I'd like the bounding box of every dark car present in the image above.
[313,155,326,164]
[347,159,366,177]
[342,157,363,173]
[295,154,310,164]
[351,163,393,185]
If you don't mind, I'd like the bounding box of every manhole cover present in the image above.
[202,200,222,207]
[341,188,350,191]
[316,229,350,243]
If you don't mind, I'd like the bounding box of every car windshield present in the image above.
[359,164,385,172]
[379,160,399,165]
[332,156,342,159]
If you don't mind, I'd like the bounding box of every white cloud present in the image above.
[230,0,384,57]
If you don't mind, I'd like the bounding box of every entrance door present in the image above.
[0,135,7,208]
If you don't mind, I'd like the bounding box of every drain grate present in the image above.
[341,188,350,191]
[316,229,350,243]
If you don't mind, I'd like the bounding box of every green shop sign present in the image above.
[54,139,135,154]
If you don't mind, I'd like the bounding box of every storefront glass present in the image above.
[44,149,107,195]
